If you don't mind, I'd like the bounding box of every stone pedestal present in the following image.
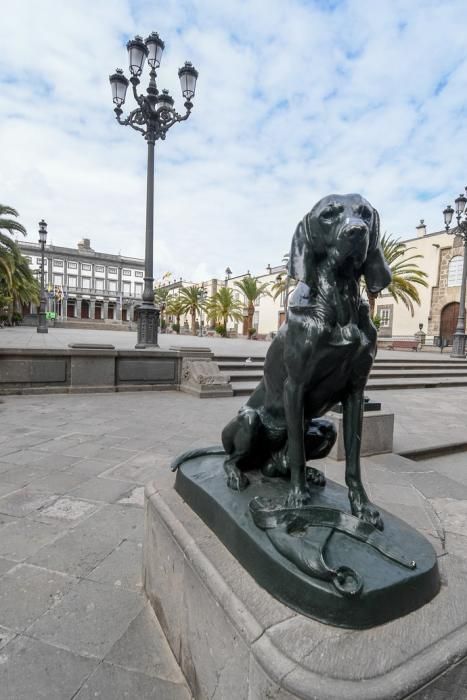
[328,409,394,460]
[144,471,467,700]
[169,346,233,398]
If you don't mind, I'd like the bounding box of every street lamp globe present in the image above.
[157,89,174,112]
[126,36,148,77]
[178,62,198,100]
[145,32,165,68]
[109,69,129,107]
[455,193,467,221]
[443,205,454,230]
[38,219,47,244]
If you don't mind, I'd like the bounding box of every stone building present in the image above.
[18,238,145,323]
[374,220,464,343]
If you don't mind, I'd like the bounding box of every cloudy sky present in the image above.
[1,0,467,283]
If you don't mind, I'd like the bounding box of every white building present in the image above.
[18,238,145,323]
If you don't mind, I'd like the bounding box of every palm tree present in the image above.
[166,296,185,333]
[234,276,271,336]
[205,287,244,334]
[0,204,27,288]
[364,233,428,317]
[179,285,205,335]
[0,204,39,321]
[9,246,39,313]
[154,286,172,328]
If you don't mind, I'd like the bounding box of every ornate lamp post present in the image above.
[109,33,198,348]
[37,219,48,334]
[443,189,467,357]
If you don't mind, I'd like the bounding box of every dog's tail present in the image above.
[170,446,226,472]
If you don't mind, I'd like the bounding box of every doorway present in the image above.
[81,300,90,319]
[440,302,460,345]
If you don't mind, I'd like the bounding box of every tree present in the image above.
[154,286,172,328]
[205,287,244,333]
[0,204,27,288]
[234,276,271,336]
[166,296,185,333]
[0,204,39,321]
[178,285,205,335]
[364,233,428,318]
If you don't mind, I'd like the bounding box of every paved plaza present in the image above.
[0,332,467,697]
[0,325,459,361]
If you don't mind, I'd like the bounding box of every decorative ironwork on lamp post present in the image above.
[443,189,467,357]
[109,33,198,347]
[37,219,48,334]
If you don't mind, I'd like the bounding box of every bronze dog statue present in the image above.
[173,193,391,530]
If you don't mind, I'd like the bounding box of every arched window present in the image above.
[448,256,464,287]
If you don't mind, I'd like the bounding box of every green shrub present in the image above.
[215,324,227,337]
[172,323,180,334]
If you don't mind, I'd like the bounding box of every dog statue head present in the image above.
[288,194,391,295]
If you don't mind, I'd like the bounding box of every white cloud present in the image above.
[1,0,467,284]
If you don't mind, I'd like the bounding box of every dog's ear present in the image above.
[362,209,391,294]
[288,218,307,281]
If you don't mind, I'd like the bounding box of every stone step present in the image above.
[224,366,467,383]
[216,355,467,368]
[231,376,467,397]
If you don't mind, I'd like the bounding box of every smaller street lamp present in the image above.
[224,267,232,287]
[37,219,48,334]
[443,188,467,357]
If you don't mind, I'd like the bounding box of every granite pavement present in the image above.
[0,384,466,698]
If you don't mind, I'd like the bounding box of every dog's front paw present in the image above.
[285,485,312,508]
[306,466,326,487]
[349,488,383,530]
[226,470,249,492]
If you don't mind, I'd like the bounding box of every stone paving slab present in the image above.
[27,578,145,659]
[0,635,98,700]
[0,563,77,632]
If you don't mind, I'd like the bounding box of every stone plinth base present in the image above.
[328,409,394,460]
[143,477,467,700]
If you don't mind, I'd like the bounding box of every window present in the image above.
[135,271,143,278]
[122,269,131,276]
[68,276,77,288]
[448,256,463,287]
[81,263,91,272]
[53,274,63,285]
[135,283,143,296]
[53,259,64,267]
[68,261,77,269]
[95,265,104,273]
[25,256,32,263]
[380,308,391,327]
[95,279,104,290]
[82,277,91,289]
[36,257,42,264]
[123,282,131,295]
[108,267,117,275]
[108,280,117,292]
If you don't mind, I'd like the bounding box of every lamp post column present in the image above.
[443,196,467,358]
[136,132,159,347]
[37,219,48,334]
[451,236,467,358]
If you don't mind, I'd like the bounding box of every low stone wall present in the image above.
[0,348,181,395]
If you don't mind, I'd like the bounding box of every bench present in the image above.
[386,340,420,351]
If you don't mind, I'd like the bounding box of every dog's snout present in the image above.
[342,219,368,238]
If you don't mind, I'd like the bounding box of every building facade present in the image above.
[374,220,465,343]
[18,238,145,323]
